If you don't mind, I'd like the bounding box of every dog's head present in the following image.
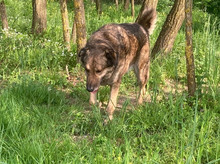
[78,45,118,93]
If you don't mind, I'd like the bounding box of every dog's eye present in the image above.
[96,70,102,74]
[85,68,90,72]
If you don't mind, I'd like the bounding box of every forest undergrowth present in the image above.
[0,0,219,163]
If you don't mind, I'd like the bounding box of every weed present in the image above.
[0,0,219,163]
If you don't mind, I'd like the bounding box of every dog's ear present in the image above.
[78,48,86,58]
[105,49,118,67]
[78,48,88,64]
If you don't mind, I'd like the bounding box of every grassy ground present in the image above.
[0,0,219,163]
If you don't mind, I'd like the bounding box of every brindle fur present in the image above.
[78,8,157,120]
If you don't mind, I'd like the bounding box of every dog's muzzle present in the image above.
[86,84,99,93]
[87,85,94,92]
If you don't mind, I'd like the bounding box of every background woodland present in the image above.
[0,0,219,163]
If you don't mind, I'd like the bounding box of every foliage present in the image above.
[0,0,219,163]
[194,0,220,17]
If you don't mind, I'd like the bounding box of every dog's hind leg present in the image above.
[137,66,150,104]
[106,82,121,120]
[134,45,150,104]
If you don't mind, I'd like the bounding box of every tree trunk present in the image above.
[136,0,158,22]
[115,0,118,9]
[185,0,196,96]
[122,0,125,6]
[0,1,8,30]
[124,0,129,10]
[131,0,135,18]
[60,0,70,50]
[71,20,76,44]
[95,0,102,15]
[151,0,185,58]
[32,0,47,34]
[74,0,87,53]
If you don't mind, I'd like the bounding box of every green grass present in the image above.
[0,0,220,163]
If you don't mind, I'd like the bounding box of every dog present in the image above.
[78,8,157,120]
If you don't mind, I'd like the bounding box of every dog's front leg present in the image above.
[89,92,97,105]
[106,82,120,120]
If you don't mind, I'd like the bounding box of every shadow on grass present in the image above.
[0,77,219,163]
[0,78,96,136]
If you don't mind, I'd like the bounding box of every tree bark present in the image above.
[115,0,118,9]
[74,0,87,53]
[60,0,70,50]
[95,0,102,15]
[185,0,196,96]
[124,0,129,10]
[151,0,185,58]
[0,1,8,30]
[71,20,76,44]
[122,0,125,6]
[131,0,135,18]
[32,0,47,34]
[136,0,158,22]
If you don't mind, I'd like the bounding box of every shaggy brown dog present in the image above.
[78,8,157,120]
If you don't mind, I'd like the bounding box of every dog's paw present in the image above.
[137,98,143,105]
[103,115,113,125]
[89,100,102,109]
[103,118,109,125]
[98,101,102,108]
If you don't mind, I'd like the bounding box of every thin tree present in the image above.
[131,0,135,18]
[185,0,196,96]
[60,0,70,50]
[32,0,47,34]
[0,1,8,30]
[122,0,125,6]
[124,0,129,10]
[71,20,76,44]
[136,0,158,22]
[95,0,102,15]
[74,0,87,53]
[115,0,118,9]
[151,0,185,58]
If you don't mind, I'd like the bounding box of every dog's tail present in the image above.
[136,8,157,35]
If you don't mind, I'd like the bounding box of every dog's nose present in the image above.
[86,86,94,92]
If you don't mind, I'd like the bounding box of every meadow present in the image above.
[0,0,219,163]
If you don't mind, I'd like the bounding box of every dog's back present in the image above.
[86,8,157,57]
